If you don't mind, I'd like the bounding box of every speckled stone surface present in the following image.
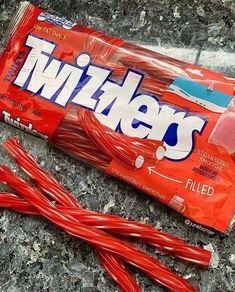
[0,0,234,291]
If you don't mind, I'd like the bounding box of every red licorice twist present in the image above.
[0,165,196,292]
[3,137,212,267]
[0,138,213,290]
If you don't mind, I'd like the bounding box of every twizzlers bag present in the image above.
[0,2,234,233]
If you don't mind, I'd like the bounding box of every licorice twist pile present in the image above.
[0,137,212,292]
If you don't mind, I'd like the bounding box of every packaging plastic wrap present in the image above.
[0,1,234,233]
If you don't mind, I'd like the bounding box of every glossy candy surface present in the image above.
[0,137,214,291]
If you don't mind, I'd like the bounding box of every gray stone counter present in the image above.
[0,1,234,291]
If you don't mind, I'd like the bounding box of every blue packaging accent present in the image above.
[168,77,232,113]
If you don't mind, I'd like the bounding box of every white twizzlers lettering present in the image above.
[14,35,206,160]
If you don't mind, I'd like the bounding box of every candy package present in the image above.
[0,2,234,233]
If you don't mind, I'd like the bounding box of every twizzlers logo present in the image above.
[13,35,206,161]
[37,12,76,30]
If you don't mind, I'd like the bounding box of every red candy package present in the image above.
[0,2,234,233]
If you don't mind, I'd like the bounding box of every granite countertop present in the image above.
[0,1,234,291]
